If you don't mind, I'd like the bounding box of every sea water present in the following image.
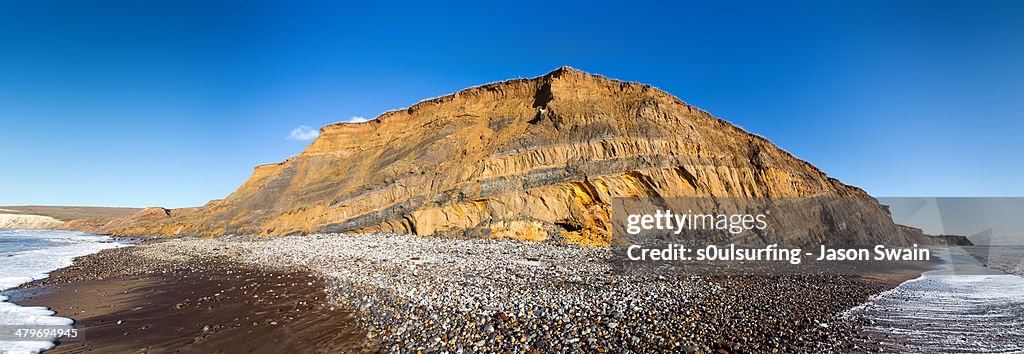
[848,247,1024,353]
[0,229,124,354]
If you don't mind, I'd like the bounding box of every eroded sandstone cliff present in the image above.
[63,207,178,234]
[111,67,927,246]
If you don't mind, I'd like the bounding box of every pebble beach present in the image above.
[12,233,923,353]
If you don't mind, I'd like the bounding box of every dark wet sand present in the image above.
[854,264,931,288]
[5,249,370,353]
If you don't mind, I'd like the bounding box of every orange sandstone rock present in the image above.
[108,67,927,246]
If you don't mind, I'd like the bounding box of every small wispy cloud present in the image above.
[287,125,319,141]
[347,116,369,123]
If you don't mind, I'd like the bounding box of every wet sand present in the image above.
[6,246,370,353]
[854,264,932,288]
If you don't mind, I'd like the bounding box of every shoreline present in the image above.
[6,244,370,353]
[845,247,1024,352]
[4,235,936,352]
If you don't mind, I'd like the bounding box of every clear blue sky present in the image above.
[1,0,1021,208]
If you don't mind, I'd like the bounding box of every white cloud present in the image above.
[287,125,319,141]
[347,116,369,123]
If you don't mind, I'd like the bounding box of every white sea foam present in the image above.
[0,229,124,354]
[848,248,1024,353]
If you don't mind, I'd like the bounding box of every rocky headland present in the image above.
[85,67,931,248]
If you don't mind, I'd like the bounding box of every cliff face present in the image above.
[112,67,926,245]
[62,207,176,234]
[931,235,975,246]
[0,213,64,229]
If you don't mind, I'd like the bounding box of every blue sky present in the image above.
[1,0,1021,208]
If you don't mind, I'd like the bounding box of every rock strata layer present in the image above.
[110,67,928,246]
